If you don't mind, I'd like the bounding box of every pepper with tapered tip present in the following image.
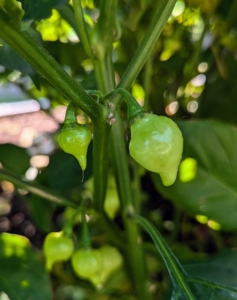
[129,114,183,186]
[58,103,92,171]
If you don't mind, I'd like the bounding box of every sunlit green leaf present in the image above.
[0,233,51,300]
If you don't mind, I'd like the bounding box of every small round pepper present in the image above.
[71,248,102,279]
[43,231,74,271]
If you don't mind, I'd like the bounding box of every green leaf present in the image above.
[0,37,36,74]
[171,277,237,300]
[20,0,68,21]
[200,72,237,125]
[24,195,54,233]
[183,249,237,287]
[152,120,237,231]
[0,233,52,300]
[0,144,30,175]
[134,215,237,300]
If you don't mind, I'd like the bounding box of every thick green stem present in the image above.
[111,115,151,300]
[97,0,118,55]
[90,4,151,295]
[93,59,152,300]
[0,169,77,208]
[0,12,105,121]
[94,56,115,93]
[72,0,94,59]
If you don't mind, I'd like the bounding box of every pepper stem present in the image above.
[81,213,91,249]
[64,102,77,124]
[104,88,145,122]
[62,205,84,237]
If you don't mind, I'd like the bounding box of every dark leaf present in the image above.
[20,0,69,21]
[38,143,93,194]
[24,194,54,233]
[184,249,237,287]
[0,27,41,88]
[0,144,30,176]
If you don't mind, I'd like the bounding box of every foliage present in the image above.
[0,0,237,299]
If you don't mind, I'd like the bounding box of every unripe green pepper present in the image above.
[104,187,120,219]
[58,103,92,171]
[71,248,102,279]
[129,114,183,186]
[43,231,74,271]
[99,245,123,283]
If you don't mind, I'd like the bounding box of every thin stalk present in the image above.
[63,205,85,237]
[92,118,124,248]
[92,121,111,212]
[0,169,77,208]
[112,0,177,107]
[72,0,94,59]
[0,13,105,121]
[143,54,153,112]
[132,160,142,214]
[81,213,91,249]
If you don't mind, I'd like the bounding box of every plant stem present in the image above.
[133,215,196,300]
[96,0,118,56]
[92,120,111,212]
[104,88,145,121]
[132,161,142,214]
[90,1,153,296]
[93,56,152,300]
[0,12,106,121]
[143,54,153,112]
[72,0,94,59]
[90,114,125,248]
[110,114,152,300]
[94,56,115,93]
[0,169,77,208]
